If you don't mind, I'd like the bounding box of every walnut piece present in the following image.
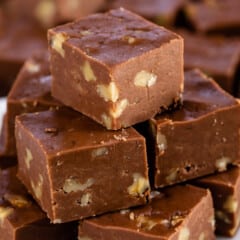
[97,82,119,102]
[50,32,69,57]
[63,178,94,193]
[128,173,149,197]
[80,61,97,82]
[134,70,157,87]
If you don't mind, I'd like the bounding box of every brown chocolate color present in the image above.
[179,30,240,93]
[48,8,184,130]
[0,15,47,96]
[0,167,78,240]
[144,69,240,188]
[184,0,240,33]
[0,51,62,162]
[15,108,150,223]
[5,0,106,28]
[194,167,240,237]
[107,0,185,26]
[79,185,215,240]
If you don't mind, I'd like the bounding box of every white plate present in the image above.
[0,97,239,239]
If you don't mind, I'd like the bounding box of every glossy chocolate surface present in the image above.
[79,185,215,240]
[15,108,149,223]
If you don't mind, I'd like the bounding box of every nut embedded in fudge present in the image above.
[142,69,240,188]
[15,108,150,223]
[5,0,106,28]
[48,8,184,130]
[193,167,240,237]
[0,167,78,240]
[0,51,62,161]
[78,185,215,240]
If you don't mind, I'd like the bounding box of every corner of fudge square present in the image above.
[15,108,150,223]
[147,69,240,188]
[48,8,184,130]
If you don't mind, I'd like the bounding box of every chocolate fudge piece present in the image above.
[0,51,62,162]
[107,0,185,26]
[15,108,150,223]
[48,8,184,130]
[5,0,106,28]
[0,15,47,96]
[184,0,240,33]
[193,167,240,237]
[0,167,78,240]
[144,69,240,188]
[79,185,215,240]
[179,30,240,93]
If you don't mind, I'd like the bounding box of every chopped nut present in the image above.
[92,147,108,158]
[136,215,158,230]
[128,173,149,197]
[63,178,94,193]
[50,32,69,57]
[120,209,130,215]
[215,157,231,172]
[101,114,112,129]
[178,227,190,240]
[122,36,136,44]
[44,127,58,134]
[170,214,184,227]
[31,174,43,200]
[0,207,14,224]
[25,61,40,73]
[166,169,179,184]
[35,0,56,26]
[53,219,62,224]
[156,132,167,154]
[80,61,97,82]
[97,82,119,102]
[223,196,238,213]
[129,212,135,220]
[4,193,30,208]
[134,70,157,87]
[199,233,205,240]
[215,210,231,224]
[25,148,33,169]
[149,191,161,200]
[113,134,127,141]
[80,193,92,207]
[110,99,129,118]
[80,30,92,36]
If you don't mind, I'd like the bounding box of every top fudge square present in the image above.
[48,8,183,130]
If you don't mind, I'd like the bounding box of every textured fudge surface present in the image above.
[149,69,240,187]
[107,0,185,25]
[0,51,61,159]
[0,14,47,96]
[15,108,149,222]
[185,0,240,33]
[49,9,178,66]
[180,30,240,93]
[194,167,240,237]
[79,185,215,240]
[0,167,77,240]
[49,8,183,129]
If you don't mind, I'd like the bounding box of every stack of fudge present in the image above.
[0,2,240,240]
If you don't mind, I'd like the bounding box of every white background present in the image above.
[0,97,239,239]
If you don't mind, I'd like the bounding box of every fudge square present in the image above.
[0,51,61,161]
[193,167,240,237]
[15,108,150,223]
[0,167,78,240]
[145,69,240,188]
[48,8,183,130]
[79,185,215,240]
